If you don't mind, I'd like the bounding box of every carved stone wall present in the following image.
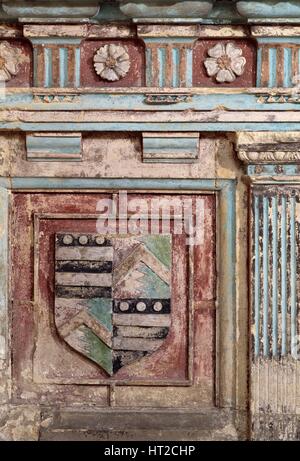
[0,0,300,441]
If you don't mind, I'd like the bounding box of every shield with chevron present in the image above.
[55,233,172,375]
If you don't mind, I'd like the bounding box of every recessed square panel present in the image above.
[11,192,215,407]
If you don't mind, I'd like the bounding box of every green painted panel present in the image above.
[81,325,113,375]
[141,235,172,269]
[138,263,171,299]
[89,298,112,331]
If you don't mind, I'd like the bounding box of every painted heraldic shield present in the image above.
[55,233,172,375]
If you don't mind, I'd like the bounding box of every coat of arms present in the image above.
[55,233,172,375]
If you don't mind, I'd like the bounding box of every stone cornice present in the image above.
[0,1,102,23]
[0,1,300,25]
[236,132,300,164]
[236,1,300,21]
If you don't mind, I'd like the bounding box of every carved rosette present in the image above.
[204,43,246,83]
[93,44,131,82]
[0,41,23,82]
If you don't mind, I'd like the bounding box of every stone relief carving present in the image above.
[238,151,300,164]
[144,94,192,105]
[236,132,300,165]
[257,93,300,104]
[93,44,131,82]
[55,233,172,375]
[204,42,246,83]
[0,41,23,82]
[33,94,79,104]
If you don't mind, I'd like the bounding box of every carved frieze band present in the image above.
[236,132,300,166]
[6,22,300,91]
[238,151,300,164]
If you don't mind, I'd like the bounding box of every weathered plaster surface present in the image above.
[1,133,219,179]
[0,405,40,441]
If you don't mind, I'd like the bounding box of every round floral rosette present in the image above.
[94,44,131,82]
[204,42,246,83]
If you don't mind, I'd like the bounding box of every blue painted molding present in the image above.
[247,165,300,176]
[26,133,82,161]
[1,121,300,132]
[142,132,199,163]
[2,90,300,112]
[2,89,300,133]
[0,177,233,191]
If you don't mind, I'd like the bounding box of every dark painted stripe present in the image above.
[56,234,112,247]
[55,260,113,273]
[113,325,169,340]
[113,299,171,314]
[113,350,147,373]
[56,285,112,299]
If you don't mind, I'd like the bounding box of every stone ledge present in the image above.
[1,1,300,25]
[1,0,101,23]
[39,407,242,441]
[237,1,300,21]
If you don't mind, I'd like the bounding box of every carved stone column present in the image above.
[236,132,300,441]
